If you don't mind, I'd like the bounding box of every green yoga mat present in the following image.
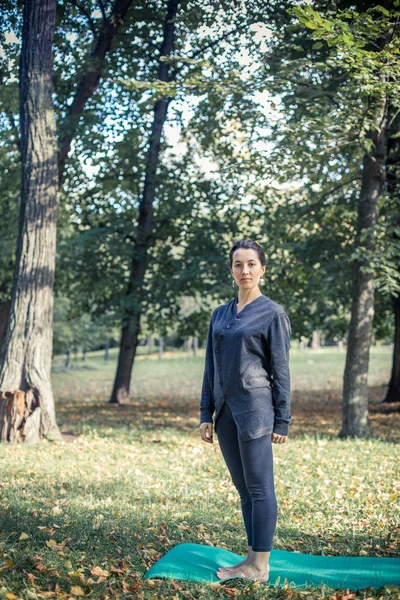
[143,543,400,590]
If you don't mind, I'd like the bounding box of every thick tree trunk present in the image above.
[384,294,400,402]
[383,114,400,403]
[109,0,180,403]
[340,100,388,438]
[0,0,135,440]
[0,300,10,357]
[0,0,61,443]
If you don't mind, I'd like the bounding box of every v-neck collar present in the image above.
[233,294,266,318]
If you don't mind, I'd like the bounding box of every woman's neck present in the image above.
[237,290,263,306]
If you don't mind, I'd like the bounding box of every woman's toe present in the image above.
[217,567,233,579]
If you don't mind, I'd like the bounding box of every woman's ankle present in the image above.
[248,549,270,570]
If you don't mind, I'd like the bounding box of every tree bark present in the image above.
[0,300,10,358]
[340,98,388,438]
[384,294,400,402]
[383,113,400,403]
[0,0,60,443]
[109,0,180,403]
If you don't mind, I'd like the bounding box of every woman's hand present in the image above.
[271,432,287,444]
[200,422,214,443]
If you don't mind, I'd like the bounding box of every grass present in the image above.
[0,346,399,600]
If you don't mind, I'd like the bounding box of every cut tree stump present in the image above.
[0,389,41,444]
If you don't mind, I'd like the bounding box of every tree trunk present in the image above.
[105,340,110,362]
[109,0,180,404]
[0,0,135,441]
[0,300,10,357]
[383,110,400,404]
[0,0,61,443]
[340,98,388,438]
[311,330,320,349]
[158,336,164,360]
[383,294,400,402]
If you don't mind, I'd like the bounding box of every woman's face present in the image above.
[231,249,266,290]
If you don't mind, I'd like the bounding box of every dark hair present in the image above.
[229,239,266,269]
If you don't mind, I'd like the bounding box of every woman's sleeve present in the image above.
[267,311,292,436]
[199,311,216,425]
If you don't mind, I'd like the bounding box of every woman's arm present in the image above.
[199,310,216,425]
[267,311,292,436]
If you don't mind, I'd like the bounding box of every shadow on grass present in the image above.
[0,501,397,598]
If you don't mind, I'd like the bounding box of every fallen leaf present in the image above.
[70,585,85,596]
[90,566,110,577]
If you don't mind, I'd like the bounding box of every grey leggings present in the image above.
[216,401,278,552]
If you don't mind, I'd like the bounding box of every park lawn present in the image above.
[0,347,399,600]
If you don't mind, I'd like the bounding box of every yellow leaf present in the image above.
[19,532,30,540]
[5,594,18,599]
[4,559,14,569]
[210,582,221,590]
[68,571,82,578]
[46,539,57,549]
[90,566,110,577]
[70,585,85,596]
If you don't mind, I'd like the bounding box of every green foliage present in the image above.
[0,0,398,350]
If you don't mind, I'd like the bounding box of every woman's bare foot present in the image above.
[216,562,269,582]
[217,547,253,578]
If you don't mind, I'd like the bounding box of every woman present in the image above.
[199,239,292,583]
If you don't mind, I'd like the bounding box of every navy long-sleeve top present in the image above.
[199,294,292,441]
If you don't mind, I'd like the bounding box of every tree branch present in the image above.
[58,0,135,186]
[70,0,97,36]
[170,24,248,80]
[97,0,108,22]
[298,176,362,218]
